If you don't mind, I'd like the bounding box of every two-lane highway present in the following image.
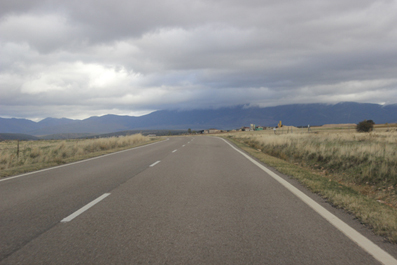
[0,137,188,262]
[1,136,396,264]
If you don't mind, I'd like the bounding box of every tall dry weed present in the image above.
[233,131,397,188]
[0,134,150,171]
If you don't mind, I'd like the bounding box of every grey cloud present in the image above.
[1,0,397,120]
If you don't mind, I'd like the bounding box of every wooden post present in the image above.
[17,140,20,162]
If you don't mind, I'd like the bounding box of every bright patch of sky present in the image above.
[1,0,397,120]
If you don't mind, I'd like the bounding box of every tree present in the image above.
[356,120,374,132]
[188,128,192,134]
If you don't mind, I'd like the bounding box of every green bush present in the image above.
[356,120,374,132]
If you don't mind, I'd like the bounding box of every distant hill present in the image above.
[0,133,39,141]
[39,133,96,140]
[0,118,38,133]
[1,102,396,135]
[83,130,187,139]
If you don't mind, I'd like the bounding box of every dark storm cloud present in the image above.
[1,0,397,120]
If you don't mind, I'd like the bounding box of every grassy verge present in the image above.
[0,134,162,178]
[225,136,397,243]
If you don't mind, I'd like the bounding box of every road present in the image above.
[0,136,396,264]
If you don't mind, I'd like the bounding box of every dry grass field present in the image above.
[226,129,397,206]
[224,125,397,242]
[234,132,397,186]
[0,134,152,177]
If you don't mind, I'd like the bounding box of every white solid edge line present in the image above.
[150,161,161,167]
[220,137,397,265]
[61,193,111,223]
[0,138,169,183]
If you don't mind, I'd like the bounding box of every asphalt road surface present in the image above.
[1,136,396,264]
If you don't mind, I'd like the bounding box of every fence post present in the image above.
[17,140,20,162]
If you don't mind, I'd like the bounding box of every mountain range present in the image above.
[1,102,396,136]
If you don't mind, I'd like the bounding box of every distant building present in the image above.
[208,128,221,134]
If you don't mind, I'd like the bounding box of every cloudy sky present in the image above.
[1,0,397,120]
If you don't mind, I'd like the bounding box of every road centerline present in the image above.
[150,161,161,167]
[172,149,177,153]
[61,193,111,223]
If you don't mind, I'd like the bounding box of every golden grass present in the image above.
[226,131,397,207]
[227,130,396,178]
[0,134,153,178]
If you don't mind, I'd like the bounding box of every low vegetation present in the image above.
[356,119,375,132]
[224,130,397,243]
[0,134,153,178]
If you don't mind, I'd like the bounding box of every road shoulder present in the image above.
[221,136,397,260]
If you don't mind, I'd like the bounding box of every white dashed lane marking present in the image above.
[149,161,161,167]
[61,193,111,223]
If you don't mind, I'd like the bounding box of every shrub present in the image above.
[356,120,374,132]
